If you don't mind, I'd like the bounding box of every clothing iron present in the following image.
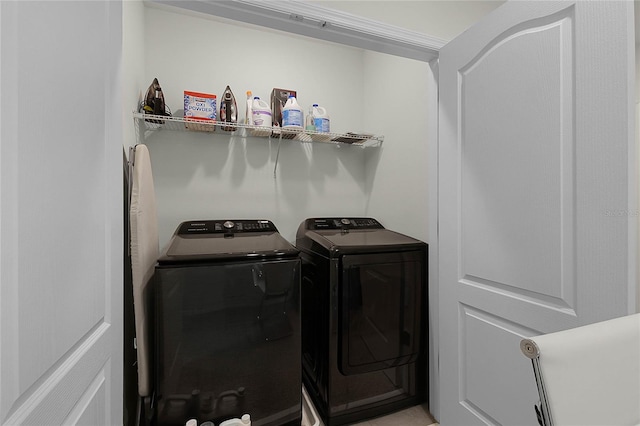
[142,77,170,123]
[220,85,237,131]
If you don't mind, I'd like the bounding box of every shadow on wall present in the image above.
[364,146,384,214]
[143,131,364,184]
[145,131,231,185]
[143,128,371,245]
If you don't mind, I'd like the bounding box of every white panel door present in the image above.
[438,1,636,425]
[0,1,123,425]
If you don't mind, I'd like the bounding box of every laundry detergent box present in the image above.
[184,91,217,131]
[270,88,297,138]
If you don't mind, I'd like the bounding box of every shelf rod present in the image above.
[274,135,283,178]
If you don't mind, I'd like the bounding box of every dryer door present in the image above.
[338,250,425,375]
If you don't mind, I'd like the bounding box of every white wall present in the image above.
[139,5,432,248]
[123,1,147,152]
[362,51,430,243]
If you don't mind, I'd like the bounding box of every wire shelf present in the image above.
[132,112,383,148]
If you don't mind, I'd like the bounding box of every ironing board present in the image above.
[129,144,159,418]
[520,313,640,426]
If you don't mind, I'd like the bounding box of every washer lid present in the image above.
[157,220,299,264]
[296,217,426,255]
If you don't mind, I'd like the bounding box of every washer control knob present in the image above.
[340,218,351,225]
[223,221,235,229]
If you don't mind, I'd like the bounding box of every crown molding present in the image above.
[148,0,445,62]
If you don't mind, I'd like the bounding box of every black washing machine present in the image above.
[154,220,301,426]
[296,217,428,426]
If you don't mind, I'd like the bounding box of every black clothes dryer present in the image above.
[154,220,301,426]
[296,218,428,426]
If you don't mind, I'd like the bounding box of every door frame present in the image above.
[143,0,447,418]
[149,0,446,62]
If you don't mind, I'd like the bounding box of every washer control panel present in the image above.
[177,220,277,235]
[307,217,383,230]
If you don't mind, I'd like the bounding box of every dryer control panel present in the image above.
[306,217,384,230]
[177,219,277,235]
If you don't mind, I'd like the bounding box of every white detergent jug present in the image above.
[312,104,330,133]
[251,97,272,127]
[219,413,251,426]
[282,95,303,129]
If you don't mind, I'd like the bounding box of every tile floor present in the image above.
[350,403,437,426]
[303,387,437,426]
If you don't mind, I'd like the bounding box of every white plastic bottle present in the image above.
[219,413,251,426]
[251,97,272,127]
[282,95,303,129]
[312,104,330,133]
[305,105,316,133]
[245,90,253,125]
